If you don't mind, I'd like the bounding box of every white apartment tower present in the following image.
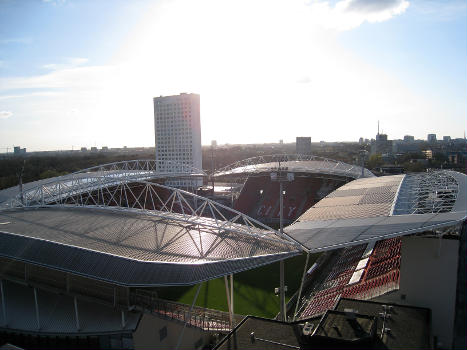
[153,93,202,186]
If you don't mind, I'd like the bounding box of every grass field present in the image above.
[156,253,319,318]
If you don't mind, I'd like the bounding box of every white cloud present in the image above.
[0,91,66,100]
[42,0,66,5]
[0,63,116,91]
[0,111,13,119]
[308,0,410,30]
[42,57,89,70]
[411,0,466,21]
[0,37,32,45]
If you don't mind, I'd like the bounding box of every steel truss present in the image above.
[393,171,459,215]
[3,176,299,246]
[70,158,206,178]
[213,154,374,178]
[1,159,206,209]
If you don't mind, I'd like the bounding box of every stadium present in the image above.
[0,157,466,349]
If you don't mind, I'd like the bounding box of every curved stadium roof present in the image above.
[285,170,467,252]
[213,154,374,179]
[0,165,300,286]
[0,159,207,205]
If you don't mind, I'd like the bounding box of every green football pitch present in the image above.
[156,253,318,318]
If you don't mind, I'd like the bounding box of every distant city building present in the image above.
[422,149,433,159]
[279,139,283,145]
[296,137,312,155]
[101,146,109,152]
[427,134,437,143]
[80,147,87,152]
[403,135,415,142]
[13,146,26,155]
[91,147,98,152]
[211,140,217,147]
[358,137,364,145]
[153,93,202,187]
[443,136,451,142]
[371,133,392,155]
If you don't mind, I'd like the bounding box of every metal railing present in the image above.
[131,289,232,331]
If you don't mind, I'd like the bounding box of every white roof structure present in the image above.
[285,171,467,252]
[0,172,300,286]
[213,154,374,179]
[0,159,207,205]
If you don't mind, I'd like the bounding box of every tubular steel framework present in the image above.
[393,171,459,215]
[1,159,206,209]
[213,154,374,179]
[2,176,297,245]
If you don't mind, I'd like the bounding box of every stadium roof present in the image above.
[213,154,374,179]
[0,176,300,286]
[0,159,206,205]
[285,171,467,252]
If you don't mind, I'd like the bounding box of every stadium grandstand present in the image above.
[212,154,374,226]
[1,157,466,349]
[284,170,466,348]
[0,160,301,349]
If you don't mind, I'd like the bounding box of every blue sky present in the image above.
[0,0,465,151]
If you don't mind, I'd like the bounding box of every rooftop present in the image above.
[0,207,298,286]
[286,171,467,252]
[213,154,374,179]
[214,298,431,349]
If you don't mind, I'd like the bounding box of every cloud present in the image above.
[0,91,66,100]
[308,0,409,30]
[0,111,13,119]
[0,63,115,92]
[297,76,312,84]
[411,0,466,21]
[42,0,66,5]
[0,37,32,45]
[42,57,89,70]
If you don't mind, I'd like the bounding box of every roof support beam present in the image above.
[0,280,7,326]
[293,252,310,321]
[175,283,202,350]
[74,296,80,331]
[33,287,40,330]
[224,276,232,328]
[230,274,234,327]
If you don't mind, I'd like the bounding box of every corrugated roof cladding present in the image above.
[285,171,467,252]
[0,207,299,286]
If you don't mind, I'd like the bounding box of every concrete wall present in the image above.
[373,236,459,348]
[133,313,210,350]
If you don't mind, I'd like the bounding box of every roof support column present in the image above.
[230,274,234,327]
[224,276,232,328]
[1,280,7,326]
[33,287,40,330]
[280,259,286,322]
[293,252,310,321]
[121,310,126,329]
[279,181,286,322]
[175,283,202,350]
[74,296,80,331]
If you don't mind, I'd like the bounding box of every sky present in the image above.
[0,0,465,151]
